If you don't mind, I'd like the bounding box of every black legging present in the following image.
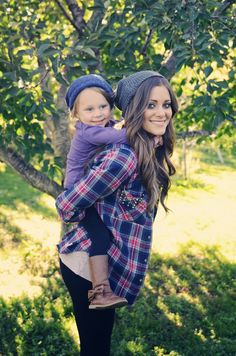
[81,206,111,257]
[60,260,115,356]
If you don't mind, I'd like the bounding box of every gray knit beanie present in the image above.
[115,70,163,115]
[66,74,114,110]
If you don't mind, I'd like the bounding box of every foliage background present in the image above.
[0,0,235,196]
[0,1,236,355]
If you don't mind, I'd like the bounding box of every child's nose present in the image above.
[94,108,103,117]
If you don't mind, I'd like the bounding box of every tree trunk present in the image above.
[0,146,62,199]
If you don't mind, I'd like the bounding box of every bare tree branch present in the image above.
[0,146,62,198]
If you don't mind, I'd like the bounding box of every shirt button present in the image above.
[144,259,147,263]
[139,279,143,283]
[147,235,151,239]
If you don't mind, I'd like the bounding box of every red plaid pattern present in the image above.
[56,144,153,305]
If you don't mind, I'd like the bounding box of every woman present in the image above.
[56,70,178,355]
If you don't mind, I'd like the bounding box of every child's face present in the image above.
[75,88,111,126]
[143,85,172,136]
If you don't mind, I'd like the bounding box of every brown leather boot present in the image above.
[88,255,128,310]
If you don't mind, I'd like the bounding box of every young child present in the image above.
[63,74,128,309]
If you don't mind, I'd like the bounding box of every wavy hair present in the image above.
[124,76,178,212]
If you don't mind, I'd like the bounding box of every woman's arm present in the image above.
[56,145,136,223]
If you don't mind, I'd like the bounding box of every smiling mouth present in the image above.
[93,118,107,125]
[150,120,167,124]
[94,118,106,123]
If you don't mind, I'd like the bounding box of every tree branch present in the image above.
[160,0,234,79]
[160,52,177,79]
[176,130,210,139]
[87,0,105,33]
[54,0,84,36]
[0,146,62,198]
[226,115,236,128]
[212,0,234,18]
[65,0,87,35]
[140,28,154,56]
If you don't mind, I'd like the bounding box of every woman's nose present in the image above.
[155,106,165,116]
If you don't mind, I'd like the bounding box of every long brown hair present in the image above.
[124,76,178,212]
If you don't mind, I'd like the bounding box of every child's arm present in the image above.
[82,123,127,145]
[56,146,136,223]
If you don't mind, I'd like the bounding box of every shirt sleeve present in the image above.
[55,146,137,223]
[83,125,127,145]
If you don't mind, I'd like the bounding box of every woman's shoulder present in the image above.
[93,143,138,168]
[103,143,136,159]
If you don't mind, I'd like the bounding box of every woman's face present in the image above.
[143,85,172,136]
[74,88,111,126]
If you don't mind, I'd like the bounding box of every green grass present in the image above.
[0,146,236,355]
[1,243,235,355]
[112,243,236,355]
[0,165,57,219]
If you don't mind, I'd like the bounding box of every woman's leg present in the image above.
[60,259,115,356]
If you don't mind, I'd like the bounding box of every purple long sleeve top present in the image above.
[64,120,127,189]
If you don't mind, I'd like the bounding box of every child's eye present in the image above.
[85,107,93,111]
[101,104,108,109]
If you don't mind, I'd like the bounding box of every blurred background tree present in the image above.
[0,0,235,196]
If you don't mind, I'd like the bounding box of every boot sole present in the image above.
[89,301,128,310]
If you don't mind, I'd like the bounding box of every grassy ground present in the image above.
[0,146,235,355]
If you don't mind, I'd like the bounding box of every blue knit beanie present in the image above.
[66,74,114,110]
[115,70,163,116]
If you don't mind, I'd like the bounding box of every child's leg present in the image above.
[82,205,111,257]
[81,206,128,309]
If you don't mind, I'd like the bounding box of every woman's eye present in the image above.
[147,102,155,109]
[164,103,171,109]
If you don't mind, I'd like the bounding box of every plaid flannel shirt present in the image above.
[56,144,153,305]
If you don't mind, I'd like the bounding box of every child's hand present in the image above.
[114,119,125,130]
[153,136,163,148]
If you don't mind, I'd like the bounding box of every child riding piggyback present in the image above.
[63,74,128,309]
[64,74,126,189]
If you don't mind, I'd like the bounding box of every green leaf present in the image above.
[38,43,52,57]
[55,73,69,86]
[204,66,213,78]
[81,47,96,58]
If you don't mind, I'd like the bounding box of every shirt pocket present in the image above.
[116,188,148,221]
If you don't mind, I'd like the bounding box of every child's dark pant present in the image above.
[81,206,111,257]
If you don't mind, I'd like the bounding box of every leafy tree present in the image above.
[0,0,235,196]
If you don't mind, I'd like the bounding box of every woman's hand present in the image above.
[114,119,125,130]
